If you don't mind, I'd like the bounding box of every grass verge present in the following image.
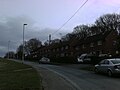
[0,58,42,90]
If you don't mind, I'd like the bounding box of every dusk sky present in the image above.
[0,0,120,56]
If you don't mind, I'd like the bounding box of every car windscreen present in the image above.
[79,56,85,59]
[111,60,120,64]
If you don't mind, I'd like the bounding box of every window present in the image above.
[75,46,79,50]
[53,49,55,52]
[65,46,69,49]
[113,41,117,45]
[90,52,95,54]
[57,48,59,51]
[65,53,69,56]
[100,60,105,64]
[104,60,109,64]
[61,53,65,57]
[111,59,120,64]
[71,52,73,55]
[98,41,102,45]
[90,43,94,47]
[82,45,85,49]
[61,47,64,51]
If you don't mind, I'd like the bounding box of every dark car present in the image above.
[95,58,120,76]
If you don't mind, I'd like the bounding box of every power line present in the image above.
[39,0,89,43]
[52,0,89,35]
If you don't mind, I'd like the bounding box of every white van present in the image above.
[77,54,92,63]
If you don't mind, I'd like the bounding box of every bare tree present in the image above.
[25,38,42,55]
[16,44,23,59]
[4,51,15,59]
[95,13,120,32]
[73,25,90,39]
[73,25,89,34]
[61,33,75,41]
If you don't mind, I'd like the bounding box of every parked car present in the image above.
[94,58,120,76]
[39,57,50,64]
[77,54,93,63]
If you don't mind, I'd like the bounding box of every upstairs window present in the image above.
[90,43,94,47]
[98,41,102,45]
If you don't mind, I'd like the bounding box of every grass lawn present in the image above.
[0,58,42,90]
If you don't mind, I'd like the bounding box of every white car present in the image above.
[39,57,50,64]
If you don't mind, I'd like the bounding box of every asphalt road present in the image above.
[18,61,120,90]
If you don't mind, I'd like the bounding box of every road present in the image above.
[16,60,120,90]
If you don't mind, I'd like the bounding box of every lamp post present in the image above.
[22,24,27,63]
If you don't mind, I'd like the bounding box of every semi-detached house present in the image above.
[72,30,119,57]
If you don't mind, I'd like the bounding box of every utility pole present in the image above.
[16,45,19,59]
[49,34,51,45]
[8,40,10,59]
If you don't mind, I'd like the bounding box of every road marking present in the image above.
[13,68,32,72]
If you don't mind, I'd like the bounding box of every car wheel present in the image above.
[94,68,98,73]
[108,70,112,77]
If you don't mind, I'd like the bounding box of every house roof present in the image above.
[84,31,111,43]
[71,30,112,46]
[49,41,70,49]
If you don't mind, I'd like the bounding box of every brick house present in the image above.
[72,30,119,57]
[46,40,71,58]
[30,30,119,60]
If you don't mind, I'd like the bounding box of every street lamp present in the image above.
[22,24,27,63]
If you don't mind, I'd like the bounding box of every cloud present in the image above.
[0,16,68,57]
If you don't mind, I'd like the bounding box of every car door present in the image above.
[100,60,110,73]
[98,59,110,73]
[97,60,105,72]
[103,60,110,73]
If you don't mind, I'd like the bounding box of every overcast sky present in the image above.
[0,0,120,57]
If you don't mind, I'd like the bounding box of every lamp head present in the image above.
[24,24,27,25]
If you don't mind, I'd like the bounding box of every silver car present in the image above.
[95,58,120,76]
